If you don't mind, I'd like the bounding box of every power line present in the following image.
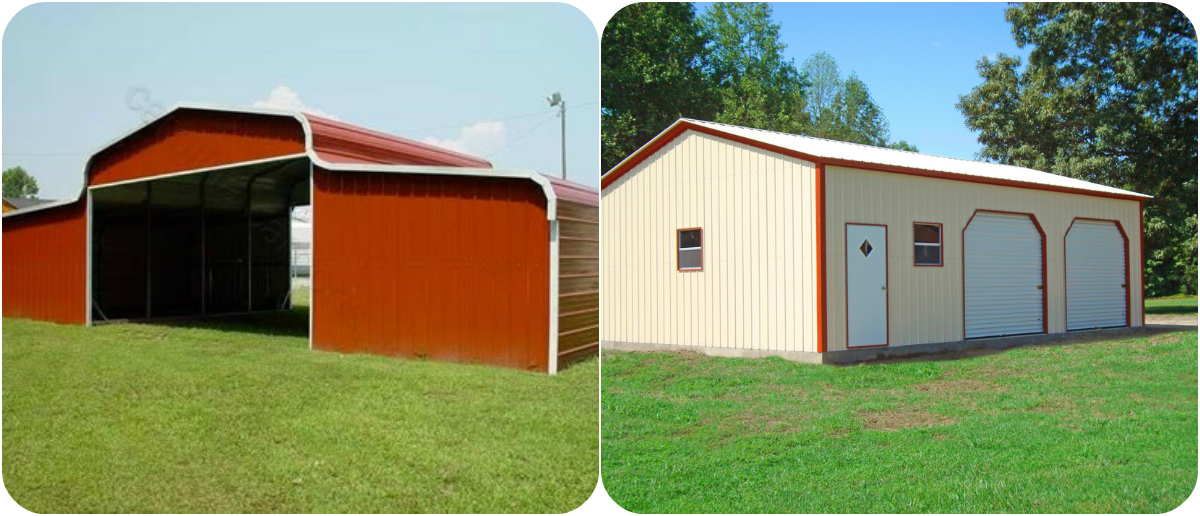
[399,100,598,134]
[485,112,560,158]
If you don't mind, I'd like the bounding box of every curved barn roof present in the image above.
[4,103,597,219]
[601,118,1150,202]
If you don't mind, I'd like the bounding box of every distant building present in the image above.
[2,197,52,213]
[292,206,311,277]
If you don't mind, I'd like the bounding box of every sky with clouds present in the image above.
[2,3,599,199]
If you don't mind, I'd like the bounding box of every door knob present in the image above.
[1037,285,1043,290]
[881,286,887,291]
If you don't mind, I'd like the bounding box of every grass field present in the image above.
[602,330,1197,513]
[1146,296,1198,315]
[3,291,598,513]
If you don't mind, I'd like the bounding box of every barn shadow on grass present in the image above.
[145,305,310,339]
[132,286,311,340]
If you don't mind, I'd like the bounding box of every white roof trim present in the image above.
[604,118,1151,200]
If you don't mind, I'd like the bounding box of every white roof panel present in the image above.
[611,118,1149,200]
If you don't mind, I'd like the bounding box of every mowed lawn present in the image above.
[3,292,598,513]
[1146,295,1198,315]
[602,330,1197,513]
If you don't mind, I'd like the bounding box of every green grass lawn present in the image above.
[1146,296,1198,315]
[3,291,598,513]
[602,331,1197,513]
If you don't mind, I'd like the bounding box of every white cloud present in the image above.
[253,85,338,119]
[422,121,506,157]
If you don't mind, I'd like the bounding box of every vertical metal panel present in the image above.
[1065,219,1128,330]
[600,131,819,352]
[311,168,551,371]
[824,165,1145,351]
[2,200,88,324]
[88,110,306,187]
[556,199,599,367]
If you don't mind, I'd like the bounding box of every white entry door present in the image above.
[846,224,888,347]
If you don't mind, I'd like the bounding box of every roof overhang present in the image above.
[601,119,1151,202]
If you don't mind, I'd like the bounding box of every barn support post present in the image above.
[199,174,209,315]
[548,219,560,375]
[246,176,255,312]
[281,182,294,310]
[145,181,153,319]
[308,161,314,350]
[243,165,283,312]
[85,189,93,326]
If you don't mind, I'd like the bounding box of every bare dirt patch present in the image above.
[1149,332,1185,345]
[857,410,955,431]
[1145,314,1197,327]
[912,378,1003,394]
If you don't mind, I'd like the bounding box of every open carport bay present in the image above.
[90,158,309,321]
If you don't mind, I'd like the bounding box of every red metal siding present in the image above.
[305,114,493,168]
[311,168,551,371]
[2,200,88,324]
[89,110,306,186]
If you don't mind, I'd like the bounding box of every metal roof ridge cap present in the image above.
[687,119,1150,198]
[301,113,494,168]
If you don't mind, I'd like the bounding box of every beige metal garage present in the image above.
[600,119,1150,362]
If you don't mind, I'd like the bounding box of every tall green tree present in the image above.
[800,51,841,135]
[799,53,915,151]
[701,2,806,133]
[601,2,717,172]
[957,3,1197,296]
[3,166,39,198]
[828,73,891,146]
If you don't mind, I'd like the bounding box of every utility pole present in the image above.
[547,92,566,180]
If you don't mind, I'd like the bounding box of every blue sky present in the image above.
[696,2,1028,161]
[2,3,600,199]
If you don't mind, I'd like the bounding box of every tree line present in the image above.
[957,3,1196,296]
[604,2,1195,297]
[602,2,916,173]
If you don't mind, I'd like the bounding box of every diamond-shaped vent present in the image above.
[859,239,874,258]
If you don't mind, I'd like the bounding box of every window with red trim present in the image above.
[678,228,702,271]
[914,223,942,266]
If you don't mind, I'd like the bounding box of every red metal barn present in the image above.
[2,105,598,373]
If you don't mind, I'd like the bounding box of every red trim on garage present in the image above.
[1064,217,1131,329]
[961,209,1048,338]
[602,121,1147,202]
[1139,201,1146,327]
[815,163,827,353]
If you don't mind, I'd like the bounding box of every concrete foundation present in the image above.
[602,325,1153,365]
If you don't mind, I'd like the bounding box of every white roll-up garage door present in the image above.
[964,211,1044,339]
[1066,220,1128,330]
